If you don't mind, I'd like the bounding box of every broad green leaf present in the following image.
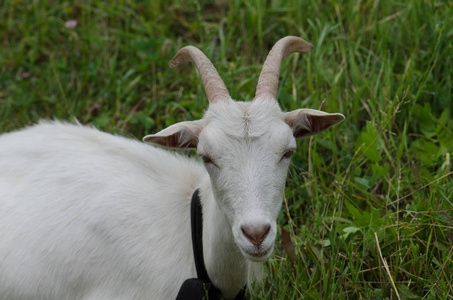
[354,176,371,190]
[410,139,440,165]
[356,122,381,163]
[412,104,437,138]
[372,163,389,179]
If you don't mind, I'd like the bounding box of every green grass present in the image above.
[1,0,453,299]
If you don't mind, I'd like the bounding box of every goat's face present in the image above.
[143,36,345,262]
[144,97,344,261]
[197,99,294,261]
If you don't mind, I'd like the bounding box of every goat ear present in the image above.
[143,120,206,149]
[284,109,345,138]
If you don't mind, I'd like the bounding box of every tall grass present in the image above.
[1,0,452,298]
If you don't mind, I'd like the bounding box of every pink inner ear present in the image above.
[309,114,345,133]
[285,110,345,138]
[143,120,206,150]
[148,134,196,149]
[144,132,198,149]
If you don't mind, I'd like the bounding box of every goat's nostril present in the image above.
[241,225,271,247]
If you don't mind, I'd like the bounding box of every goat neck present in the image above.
[199,178,250,299]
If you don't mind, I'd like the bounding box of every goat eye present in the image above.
[282,150,294,160]
[200,155,214,165]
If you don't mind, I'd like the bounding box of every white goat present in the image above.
[0,36,344,299]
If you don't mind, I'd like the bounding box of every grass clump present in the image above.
[1,0,452,299]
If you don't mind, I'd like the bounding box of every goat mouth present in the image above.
[244,246,272,260]
[252,251,268,258]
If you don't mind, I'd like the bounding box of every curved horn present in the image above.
[254,36,314,100]
[169,46,230,103]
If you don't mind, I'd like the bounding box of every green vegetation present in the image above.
[1,0,452,298]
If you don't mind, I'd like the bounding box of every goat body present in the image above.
[0,37,345,299]
[0,122,209,299]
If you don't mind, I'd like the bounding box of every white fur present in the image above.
[0,121,204,299]
[0,96,343,299]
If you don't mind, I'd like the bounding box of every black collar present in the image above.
[175,189,246,300]
[190,189,212,284]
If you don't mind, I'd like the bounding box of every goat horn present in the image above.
[254,36,314,101]
[169,46,230,103]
